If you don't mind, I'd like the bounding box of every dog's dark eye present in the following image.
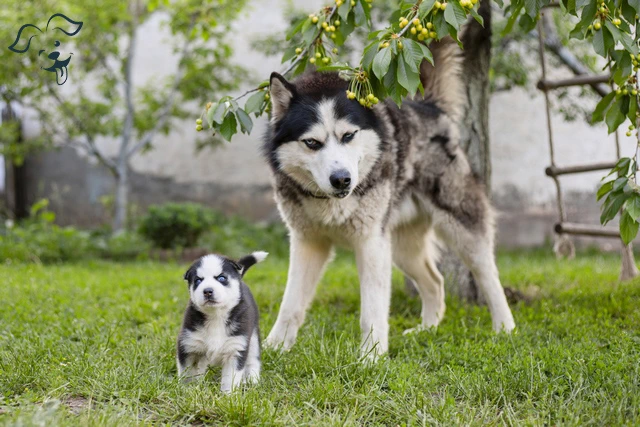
[342,131,357,143]
[216,275,228,285]
[302,139,323,151]
[54,40,60,47]
[194,277,203,286]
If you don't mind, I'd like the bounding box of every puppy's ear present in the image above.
[236,251,268,277]
[183,264,197,284]
[269,73,296,121]
[8,24,42,53]
[46,13,83,36]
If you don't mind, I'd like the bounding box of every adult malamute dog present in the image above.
[263,38,515,358]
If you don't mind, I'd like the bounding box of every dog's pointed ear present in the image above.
[46,13,83,36]
[8,24,42,53]
[269,73,296,121]
[183,264,197,284]
[236,251,268,277]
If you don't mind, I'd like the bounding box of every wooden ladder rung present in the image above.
[545,162,617,177]
[555,222,620,238]
[537,74,611,91]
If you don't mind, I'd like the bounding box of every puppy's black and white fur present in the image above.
[177,251,267,393]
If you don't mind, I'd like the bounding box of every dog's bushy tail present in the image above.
[237,251,268,276]
[419,37,464,122]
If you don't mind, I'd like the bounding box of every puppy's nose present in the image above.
[203,288,214,298]
[330,169,351,190]
[48,51,60,60]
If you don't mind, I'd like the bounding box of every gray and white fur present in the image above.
[263,38,515,359]
[177,251,267,392]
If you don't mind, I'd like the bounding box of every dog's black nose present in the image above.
[48,51,60,60]
[203,288,214,298]
[330,169,351,190]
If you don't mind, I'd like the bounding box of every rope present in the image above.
[537,12,567,223]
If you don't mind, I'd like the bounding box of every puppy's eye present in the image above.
[342,131,357,143]
[194,277,203,286]
[302,139,322,150]
[216,275,228,285]
[54,41,60,47]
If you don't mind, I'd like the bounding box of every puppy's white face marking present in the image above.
[276,98,381,199]
[189,255,241,313]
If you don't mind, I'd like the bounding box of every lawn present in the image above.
[1,250,639,425]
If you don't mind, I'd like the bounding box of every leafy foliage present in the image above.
[0,199,149,263]
[138,203,219,249]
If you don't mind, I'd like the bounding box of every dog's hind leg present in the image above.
[433,213,515,333]
[265,233,333,351]
[392,221,445,333]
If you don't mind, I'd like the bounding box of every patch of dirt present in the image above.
[503,286,538,305]
[63,396,89,415]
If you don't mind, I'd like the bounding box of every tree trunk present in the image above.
[112,164,128,233]
[439,0,493,303]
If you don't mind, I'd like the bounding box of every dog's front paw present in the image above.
[493,317,516,334]
[402,326,425,336]
[264,328,296,352]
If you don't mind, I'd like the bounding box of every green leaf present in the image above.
[597,180,614,201]
[620,210,639,244]
[469,7,484,26]
[605,21,639,55]
[373,47,392,80]
[628,0,640,15]
[418,0,436,16]
[219,112,238,141]
[396,56,420,95]
[338,0,351,21]
[235,109,253,134]
[245,91,266,115]
[418,42,434,65]
[281,46,298,64]
[524,0,541,18]
[502,3,523,36]
[401,39,422,72]
[354,1,367,26]
[286,17,306,41]
[600,191,630,224]
[592,91,615,123]
[605,97,627,133]
[362,41,379,70]
[433,11,449,40]
[444,1,466,31]
[592,26,614,58]
[613,177,629,192]
[628,96,638,124]
[211,102,227,125]
[626,195,640,221]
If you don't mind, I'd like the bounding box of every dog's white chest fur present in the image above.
[182,315,246,365]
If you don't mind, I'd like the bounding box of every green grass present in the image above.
[1,250,640,425]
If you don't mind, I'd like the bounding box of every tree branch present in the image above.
[127,18,197,157]
[231,5,339,103]
[44,85,117,173]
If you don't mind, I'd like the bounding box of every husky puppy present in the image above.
[263,39,515,358]
[177,251,267,392]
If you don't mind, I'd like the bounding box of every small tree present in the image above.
[0,0,248,232]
